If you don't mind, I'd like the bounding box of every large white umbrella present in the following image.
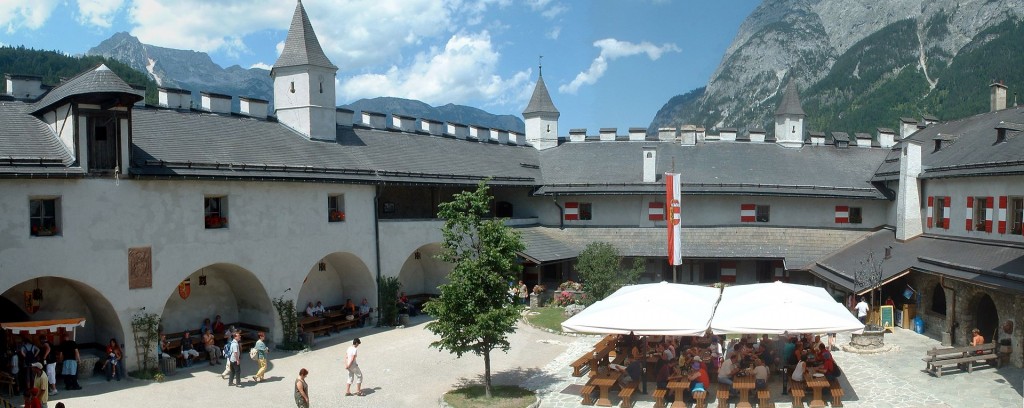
[561,281,721,336]
[710,281,863,334]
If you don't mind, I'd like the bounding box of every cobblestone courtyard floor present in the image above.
[4,316,1021,407]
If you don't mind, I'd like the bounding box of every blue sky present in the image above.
[0,0,760,130]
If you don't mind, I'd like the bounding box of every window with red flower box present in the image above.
[204,196,228,229]
[29,197,60,237]
[328,195,345,222]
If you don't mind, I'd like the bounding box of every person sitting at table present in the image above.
[718,353,739,397]
[200,318,212,335]
[609,355,643,387]
[180,331,200,367]
[305,302,316,317]
[157,334,171,359]
[343,299,357,319]
[314,301,326,316]
[790,354,808,392]
[752,358,769,390]
[655,357,677,392]
[357,299,372,327]
[686,359,709,399]
[212,315,225,336]
[816,351,840,381]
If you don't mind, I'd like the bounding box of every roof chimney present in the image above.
[809,131,825,146]
[599,128,617,141]
[158,87,191,109]
[335,107,354,126]
[4,74,46,99]
[748,128,766,143]
[569,128,587,142]
[719,128,737,142]
[200,92,232,114]
[877,128,896,149]
[240,96,269,119]
[991,81,1008,112]
[658,127,677,141]
[628,127,646,141]
[899,117,918,139]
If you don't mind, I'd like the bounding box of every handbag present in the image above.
[249,348,258,360]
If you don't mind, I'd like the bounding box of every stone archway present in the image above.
[1,277,124,345]
[160,264,274,335]
[971,293,1000,344]
[397,243,452,295]
[298,252,375,311]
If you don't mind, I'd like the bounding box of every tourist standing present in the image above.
[252,331,269,383]
[60,333,81,391]
[855,297,869,324]
[344,338,363,396]
[19,337,39,401]
[40,338,57,396]
[294,368,309,408]
[31,362,48,408]
[227,331,241,387]
[518,280,529,305]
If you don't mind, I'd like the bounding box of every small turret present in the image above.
[774,78,805,148]
[523,63,559,150]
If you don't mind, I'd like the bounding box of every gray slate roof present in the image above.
[517,226,869,268]
[536,141,887,198]
[523,75,559,116]
[272,1,337,72]
[873,105,1024,181]
[809,229,1024,294]
[0,101,77,173]
[29,64,141,114]
[774,79,805,116]
[130,108,541,185]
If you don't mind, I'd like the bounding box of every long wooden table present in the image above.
[805,374,830,408]
[588,371,622,407]
[732,376,756,408]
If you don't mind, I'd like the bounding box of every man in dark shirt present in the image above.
[60,334,81,390]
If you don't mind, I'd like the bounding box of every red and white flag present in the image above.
[665,173,682,266]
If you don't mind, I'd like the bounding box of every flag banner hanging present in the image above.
[665,173,682,266]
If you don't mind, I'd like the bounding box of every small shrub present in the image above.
[564,304,586,317]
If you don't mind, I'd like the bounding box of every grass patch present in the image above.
[526,306,566,332]
[443,385,535,408]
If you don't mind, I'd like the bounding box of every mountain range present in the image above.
[650,0,1024,136]
[85,32,524,133]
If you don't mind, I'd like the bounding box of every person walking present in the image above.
[252,331,269,383]
[294,368,309,408]
[227,331,241,387]
[855,297,869,324]
[344,338,363,396]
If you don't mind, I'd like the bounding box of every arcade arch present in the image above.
[970,293,999,344]
[397,243,452,295]
[298,252,375,311]
[1,277,124,345]
[160,264,274,336]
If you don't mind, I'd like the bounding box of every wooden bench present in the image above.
[299,316,332,338]
[652,388,667,408]
[716,387,731,408]
[581,384,596,405]
[829,381,844,407]
[618,383,636,407]
[406,293,436,312]
[161,331,205,367]
[571,353,593,377]
[790,383,806,406]
[922,342,1000,377]
[757,389,773,408]
[693,389,708,408]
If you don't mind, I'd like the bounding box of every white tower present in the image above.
[523,66,559,150]
[272,0,338,141]
[774,78,805,148]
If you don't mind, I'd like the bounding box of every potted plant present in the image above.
[329,210,346,222]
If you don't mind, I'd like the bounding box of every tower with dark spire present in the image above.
[272,0,339,141]
[774,78,805,148]
[522,62,559,150]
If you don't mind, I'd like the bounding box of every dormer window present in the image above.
[84,112,122,174]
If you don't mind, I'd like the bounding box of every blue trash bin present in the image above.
[914,316,925,334]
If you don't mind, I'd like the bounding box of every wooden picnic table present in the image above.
[588,370,622,407]
[733,375,757,408]
[805,374,830,408]
[667,379,691,406]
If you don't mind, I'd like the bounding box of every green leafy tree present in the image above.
[423,180,524,398]
[575,242,643,305]
[377,276,401,326]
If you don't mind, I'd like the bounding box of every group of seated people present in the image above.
[157,315,234,367]
[600,330,842,403]
[304,298,373,327]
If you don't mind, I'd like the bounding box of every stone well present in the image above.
[850,324,885,349]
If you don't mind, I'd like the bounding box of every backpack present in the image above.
[249,347,258,360]
[223,345,231,360]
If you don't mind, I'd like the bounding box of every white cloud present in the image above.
[77,0,125,28]
[249,62,271,70]
[340,31,529,108]
[526,0,566,19]
[126,0,287,54]
[559,38,679,94]
[0,0,59,33]
[547,26,561,40]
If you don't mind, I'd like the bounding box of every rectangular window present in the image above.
[579,203,592,220]
[328,195,345,222]
[935,197,947,228]
[1011,197,1023,235]
[204,196,228,229]
[755,205,770,222]
[29,198,60,237]
[973,197,989,231]
[701,262,720,283]
[849,207,862,224]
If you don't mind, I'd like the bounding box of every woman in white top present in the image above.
[791,355,807,385]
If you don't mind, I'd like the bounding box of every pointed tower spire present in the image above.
[272,0,339,141]
[523,63,559,150]
[774,77,805,148]
[273,0,337,74]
